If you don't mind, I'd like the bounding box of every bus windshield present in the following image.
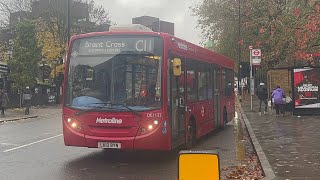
[65,36,163,111]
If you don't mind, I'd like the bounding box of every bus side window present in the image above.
[222,69,234,97]
[186,70,197,101]
[186,60,197,102]
[198,62,211,101]
[222,69,227,96]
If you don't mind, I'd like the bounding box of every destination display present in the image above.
[294,68,320,109]
[77,37,155,55]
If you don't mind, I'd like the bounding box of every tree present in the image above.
[1,0,112,90]
[87,0,112,31]
[193,0,320,70]
[290,1,320,66]
[8,20,41,90]
[36,22,65,62]
[1,0,112,63]
[72,0,112,33]
[239,0,295,69]
[33,0,112,75]
[192,0,240,59]
[0,29,10,61]
[34,0,112,87]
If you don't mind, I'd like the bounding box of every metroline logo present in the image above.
[177,42,188,51]
[96,117,123,124]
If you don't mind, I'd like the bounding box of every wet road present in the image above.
[0,112,236,180]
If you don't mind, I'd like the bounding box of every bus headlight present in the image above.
[71,122,78,128]
[138,120,160,136]
[65,117,81,131]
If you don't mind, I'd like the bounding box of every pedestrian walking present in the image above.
[271,86,285,116]
[0,89,9,116]
[256,82,268,115]
[22,86,32,115]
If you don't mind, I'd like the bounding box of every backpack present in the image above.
[257,86,268,99]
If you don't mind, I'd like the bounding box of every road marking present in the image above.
[0,142,20,146]
[3,134,62,153]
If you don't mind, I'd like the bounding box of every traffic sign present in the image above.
[252,58,261,66]
[249,45,253,50]
[252,49,261,57]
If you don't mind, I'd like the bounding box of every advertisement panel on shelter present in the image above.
[294,68,320,109]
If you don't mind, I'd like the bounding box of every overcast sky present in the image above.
[95,0,203,45]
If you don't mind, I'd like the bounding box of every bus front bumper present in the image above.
[63,123,170,151]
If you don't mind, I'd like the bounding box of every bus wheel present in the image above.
[186,119,196,149]
[220,109,227,129]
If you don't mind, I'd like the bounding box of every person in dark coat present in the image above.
[256,82,268,115]
[0,89,9,116]
[22,86,32,115]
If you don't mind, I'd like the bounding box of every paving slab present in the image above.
[0,106,61,123]
[240,95,320,179]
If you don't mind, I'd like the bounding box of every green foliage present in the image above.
[8,20,41,90]
[193,0,240,58]
[193,0,320,69]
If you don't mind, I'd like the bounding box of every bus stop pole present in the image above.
[250,49,253,111]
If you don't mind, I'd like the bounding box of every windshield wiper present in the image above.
[74,106,115,116]
[92,102,142,117]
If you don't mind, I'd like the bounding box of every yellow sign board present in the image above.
[173,58,182,76]
[178,150,220,180]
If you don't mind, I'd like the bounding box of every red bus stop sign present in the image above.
[252,49,261,57]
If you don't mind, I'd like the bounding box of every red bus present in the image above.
[62,26,235,151]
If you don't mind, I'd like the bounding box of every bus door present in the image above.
[213,66,221,128]
[169,57,186,148]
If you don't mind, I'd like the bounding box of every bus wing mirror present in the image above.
[173,58,182,76]
[178,150,220,180]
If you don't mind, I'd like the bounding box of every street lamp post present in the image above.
[7,50,13,91]
[54,62,57,85]
[238,0,242,96]
[67,0,71,44]
[42,59,45,83]
[52,59,59,104]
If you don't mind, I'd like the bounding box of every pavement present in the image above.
[239,94,320,180]
[0,105,61,123]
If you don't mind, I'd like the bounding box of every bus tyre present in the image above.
[186,120,195,149]
[220,109,227,129]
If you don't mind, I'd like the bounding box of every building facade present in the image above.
[132,16,174,35]
[31,0,89,19]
